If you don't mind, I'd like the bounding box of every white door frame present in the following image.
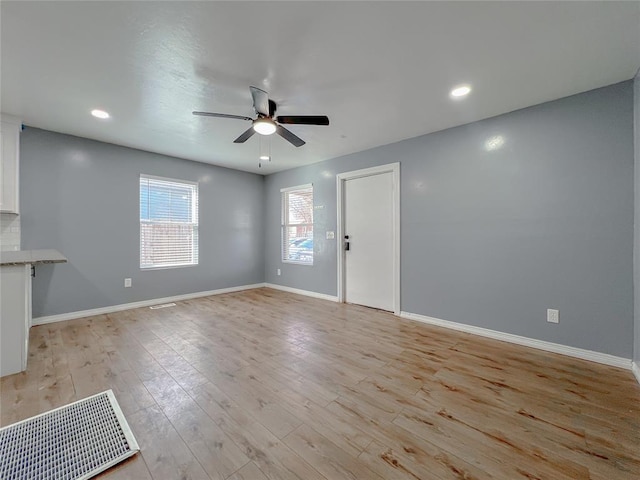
[336,162,400,315]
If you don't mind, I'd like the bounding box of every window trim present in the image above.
[139,174,199,270]
[280,183,313,194]
[281,183,314,266]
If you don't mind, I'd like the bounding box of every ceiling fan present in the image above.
[193,86,329,147]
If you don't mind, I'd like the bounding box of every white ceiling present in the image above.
[2,1,639,174]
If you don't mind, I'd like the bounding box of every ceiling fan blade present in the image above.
[193,111,253,121]
[250,86,270,117]
[276,125,305,147]
[276,115,330,126]
[233,127,256,143]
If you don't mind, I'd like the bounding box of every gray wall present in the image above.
[19,81,636,359]
[265,81,634,358]
[634,70,640,366]
[20,128,264,317]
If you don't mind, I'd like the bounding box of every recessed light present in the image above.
[259,155,270,161]
[450,85,472,98]
[91,109,110,119]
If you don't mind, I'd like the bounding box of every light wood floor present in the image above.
[1,288,639,479]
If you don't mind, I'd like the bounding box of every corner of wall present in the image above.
[260,173,268,284]
[634,67,640,368]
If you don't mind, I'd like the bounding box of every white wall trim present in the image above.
[32,283,266,325]
[336,162,401,315]
[264,283,338,302]
[633,362,640,384]
[400,311,632,370]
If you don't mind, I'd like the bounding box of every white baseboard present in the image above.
[400,311,632,370]
[32,283,265,325]
[633,362,640,384]
[264,283,338,302]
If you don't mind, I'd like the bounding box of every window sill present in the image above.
[282,260,314,266]
[141,263,198,271]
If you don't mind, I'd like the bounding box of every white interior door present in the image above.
[344,171,394,311]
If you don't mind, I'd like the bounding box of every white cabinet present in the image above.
[0,250,66,377]
[0,114,21,214]
[0,264,31,376]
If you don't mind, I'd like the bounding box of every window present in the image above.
[140,175,198,269]
[282,184,313,265]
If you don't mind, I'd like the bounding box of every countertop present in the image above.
[0,249,67,266]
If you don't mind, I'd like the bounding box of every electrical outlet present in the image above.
[277,269,281,276]
[547,308,559,324]
[326,231,335,239]
[124,278,132,288]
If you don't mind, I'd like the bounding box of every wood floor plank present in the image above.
[211,414,327,480]
[393,407,589,479]
[359,438,489,480]
[226,462,270,480]
[126,405,211,480]
[98,454,154,480]
[283,424,384,480]
[1,287,638,480]
[143,374,250,479]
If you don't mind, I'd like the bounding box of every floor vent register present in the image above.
[0,390,139,480]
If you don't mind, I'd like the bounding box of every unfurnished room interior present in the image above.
[1,1,639,479]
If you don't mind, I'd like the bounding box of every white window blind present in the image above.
[282,184,313,265]
[140,175,199,269]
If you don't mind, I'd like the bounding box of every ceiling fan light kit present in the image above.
[253,118,277,135]
[193,86,330,150]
